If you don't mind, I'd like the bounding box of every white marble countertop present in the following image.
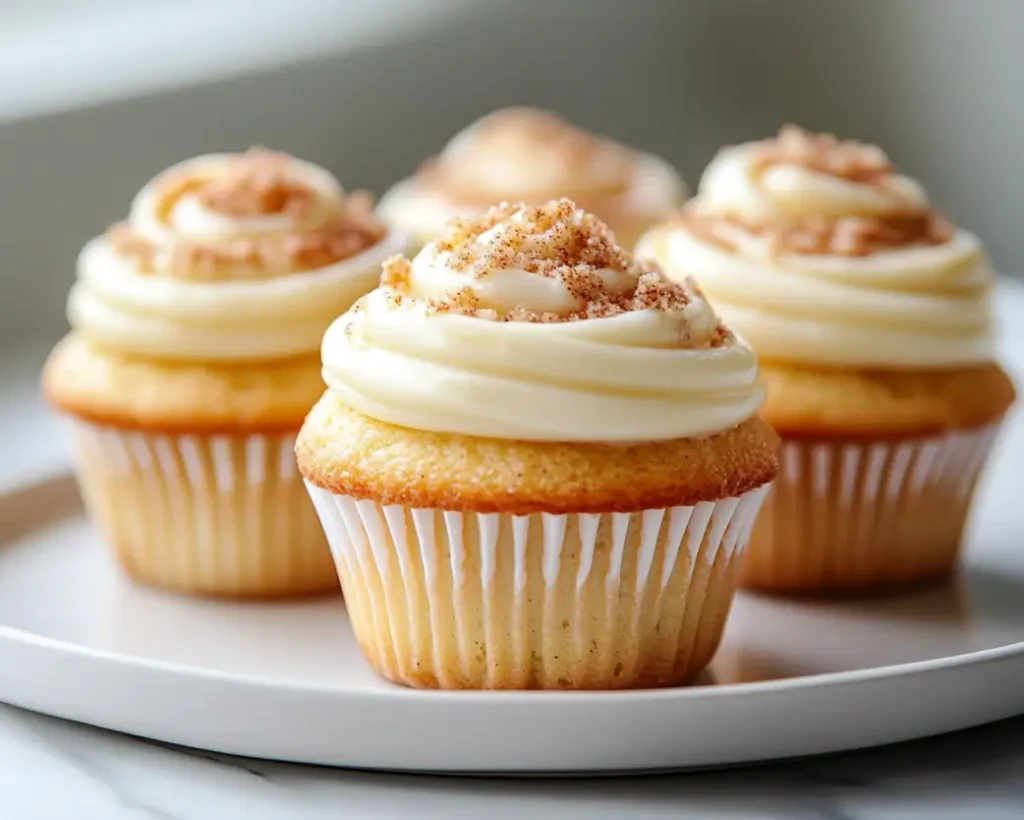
[3,333,1024,818]
[1,703,1023,819]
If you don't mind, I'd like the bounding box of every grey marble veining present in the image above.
[1,703,1023,819]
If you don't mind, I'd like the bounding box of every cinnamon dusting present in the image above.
[684,125,956,256]
[752,125,895,186]
[113,149,387,280]
[678,209,955,258]
[384,198,730,343]
[193,149,317,218]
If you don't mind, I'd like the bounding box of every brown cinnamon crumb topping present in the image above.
[436,198,642,280]
[112,149,387,280]
[382,198,729,343]
[380,254,412,293]
[752,125,895,184]
[151,149,318,221]
[194,149,317,218]
[678,208,955,257]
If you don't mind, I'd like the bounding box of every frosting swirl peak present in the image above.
[378,108,687,248]
[68,149,405,362]
[111,149,386,281]
[322,200,764,443]
[428,108,634,198]
[386,199,705,324]
[695,124,928,221]
[637,126,996,370]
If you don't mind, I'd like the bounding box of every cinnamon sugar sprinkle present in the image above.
[679,209,955,258]
[383,199,730,342]
[682,125,956,257]
[112,149,386,280]
[752,125,896,185]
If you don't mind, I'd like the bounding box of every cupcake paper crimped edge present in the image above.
[68,419,337,597]
[742,423,1002,593]
[304,481,771,690]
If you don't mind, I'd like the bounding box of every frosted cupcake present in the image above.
[42,149,407,597]
[379,107,686,249]
[298,199,778,689]
[636,126,1015,593]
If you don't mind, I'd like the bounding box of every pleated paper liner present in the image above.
[305,482,771,690]
[742,424,1001,594]
[69,421,337,597]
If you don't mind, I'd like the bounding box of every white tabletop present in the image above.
[2,703,1023,819]
[4,283,1024,818]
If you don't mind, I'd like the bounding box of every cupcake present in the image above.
[297,199,778,689]
[636,126,1016,593]
[42,149,408,597]
[379,107,686,250]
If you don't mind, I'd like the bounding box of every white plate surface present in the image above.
[1,453,1023,774]
[2,287,1024,774]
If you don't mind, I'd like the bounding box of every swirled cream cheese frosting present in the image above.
[322,198,764,443]
[378,108,686,245]
[636,126,996,369]
[68,149,406,362]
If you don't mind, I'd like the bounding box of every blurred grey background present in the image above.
[1,0,1021,351]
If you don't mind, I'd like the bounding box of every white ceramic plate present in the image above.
[0,442,1023,775]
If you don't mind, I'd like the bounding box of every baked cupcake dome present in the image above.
[378,107,686,249]
[637,126,1015,593]
[43,149,408,597]
[298,199,778,689]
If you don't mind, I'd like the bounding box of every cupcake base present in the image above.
[741,425,1000,594]
[70,421,337,598]
[306,483,769,690]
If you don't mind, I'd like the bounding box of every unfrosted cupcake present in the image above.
[636,126,1015,593]
[379,107,686,249]
[42,149,408,597]
[298,199,778,689]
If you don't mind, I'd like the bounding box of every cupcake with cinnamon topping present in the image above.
[637,126,1015,593]
[379,107,686,250]
[42,149,408,597]
[298,199,777,690]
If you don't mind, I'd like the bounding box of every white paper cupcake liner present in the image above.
[305,482,771,690]
[68,420,336,597]
[742,424,1001,592]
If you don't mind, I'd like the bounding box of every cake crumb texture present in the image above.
[297,394,779,514]
[43,334,325,433]
[760,361,1015,437]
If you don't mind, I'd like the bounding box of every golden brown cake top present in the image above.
[298,394,779,512]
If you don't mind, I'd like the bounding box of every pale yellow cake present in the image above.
[760,361,1015,440]
[44,335,323,435]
